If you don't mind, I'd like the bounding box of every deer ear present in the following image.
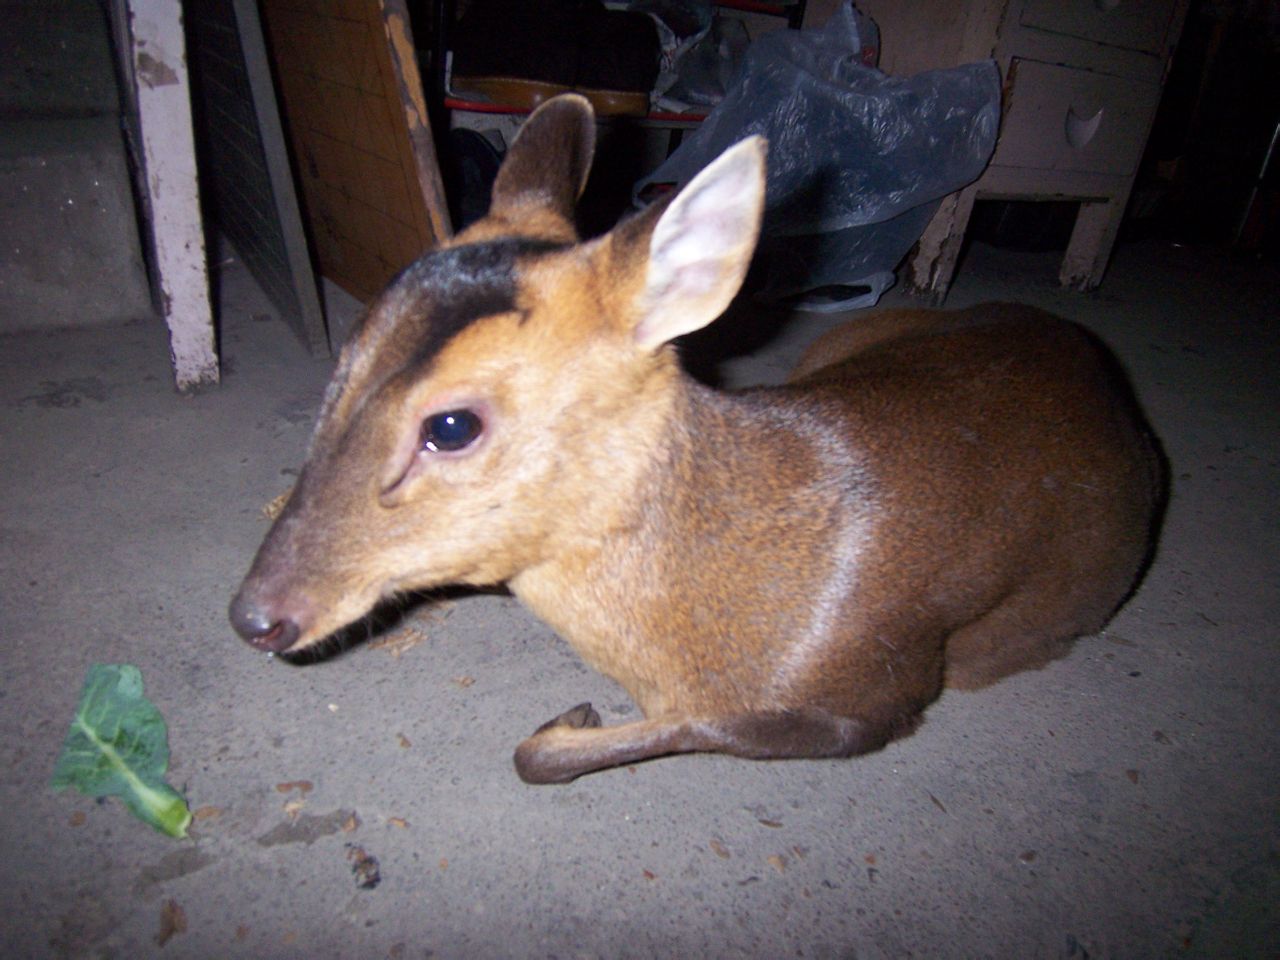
[490,94,596,222]
[631,137,766,351]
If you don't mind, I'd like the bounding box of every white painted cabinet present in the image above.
[831,0,1189,298]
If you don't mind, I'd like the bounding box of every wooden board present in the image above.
[126,0,220,390]
[187,0,330,355]
[259,0,451,302]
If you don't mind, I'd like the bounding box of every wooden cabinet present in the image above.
[837,0,1188,299]
[1018,0,1175,55]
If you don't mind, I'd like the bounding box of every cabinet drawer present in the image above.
[1018,0,1175,55]
[994,59,1160,177]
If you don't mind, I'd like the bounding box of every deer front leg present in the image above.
[514,706,699,784]
[513,703,890,784]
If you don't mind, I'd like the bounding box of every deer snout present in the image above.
[229,588,303,654]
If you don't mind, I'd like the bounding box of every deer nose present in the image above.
[229,592,301,654]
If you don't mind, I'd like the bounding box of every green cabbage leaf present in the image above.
[51,663,192,838]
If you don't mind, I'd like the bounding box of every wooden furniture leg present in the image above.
[1059,187,1133,290]
[905,183,979,305]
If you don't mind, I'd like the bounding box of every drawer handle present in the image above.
[1065,106,1103,149]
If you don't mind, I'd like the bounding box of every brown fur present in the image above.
[230,96,1163,784]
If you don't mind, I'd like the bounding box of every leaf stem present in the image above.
[72,716,191,838]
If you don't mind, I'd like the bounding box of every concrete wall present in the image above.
[0,0,153,331]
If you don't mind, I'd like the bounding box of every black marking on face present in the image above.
[391,238,568,369]
[310,237,568,453]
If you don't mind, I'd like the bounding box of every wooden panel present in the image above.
[259,0,450,302]
[187,0,329,355]
[995,59,1160,177]
[851,0,1004,75]
[1019,0,1175,55]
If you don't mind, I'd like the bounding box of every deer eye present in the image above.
[420,409,483,453]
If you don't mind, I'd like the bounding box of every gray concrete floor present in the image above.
[1,236,1277,959]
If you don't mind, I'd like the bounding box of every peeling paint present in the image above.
[135,51,179,88]
[130,1,218,392]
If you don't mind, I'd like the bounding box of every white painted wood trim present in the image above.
[126,0,218,391]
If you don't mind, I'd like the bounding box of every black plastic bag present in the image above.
[635,2,1001,310]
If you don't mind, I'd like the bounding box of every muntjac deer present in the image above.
[230,94,1163,784]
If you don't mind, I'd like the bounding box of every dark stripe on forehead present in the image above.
[312,236,568,445]
[392,237,567,367]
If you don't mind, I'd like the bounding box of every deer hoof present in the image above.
[533,702,601,735]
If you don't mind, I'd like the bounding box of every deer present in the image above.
[230,94,1163,784]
